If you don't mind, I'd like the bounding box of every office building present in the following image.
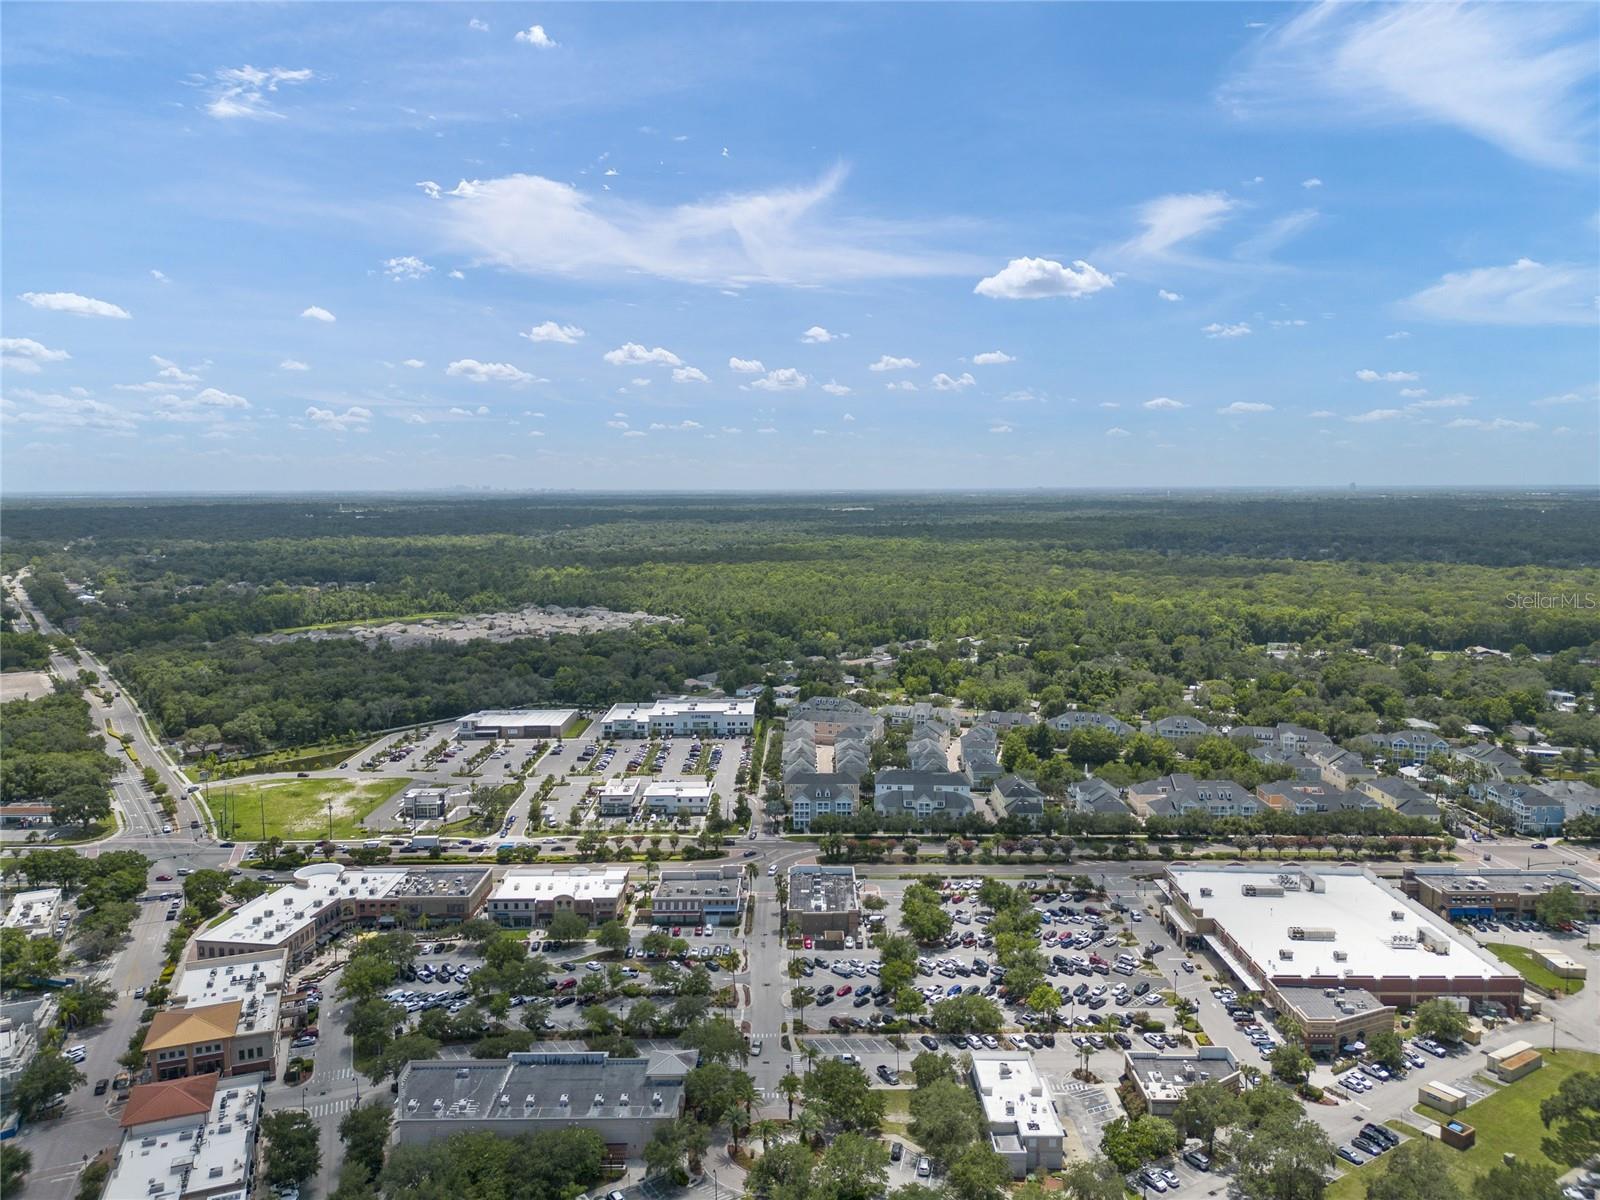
[104,1074,262,1200]
[969,1054,1065,1177]
[598,698,754,739]
[488,866,631,928]
[787,865,860,940]
[456,709,582,739]
[651,864,746,926]
[1121,1047,1240,1117]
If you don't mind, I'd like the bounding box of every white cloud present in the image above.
[971,350,1015,365]
[756,426,776,435]
[205,65,313,120]
[190,387,249,409]
[1355,368,1419,382]
[514,24,557,47]
[750,367,807,392]
[469,17,489,31]
[603,343,683,367]
[1202,322,1252,338]
[1218,401,1273,414]
[300,305,336,323]
[800,326,840,343]
[868,355,919,372]
[1268,318,1308,328]
[1385,330,1411,339]
[1099,402,1121,409]
[1446,416,1538,432]
[649,419,702,432]
[19,291,130,319]
[448,270,465,280]
[1347,408,1404,423]
[630,378,651,387]
[522,321,586,344]
[1124,191,1236,258]
[402,359,426,369]
[446,359,533,384]
[426,165,971,287]
[973,256,1114,300]
[1398,387,1428,398]
[305,404,371,432]
[1157,289,1183,302]
[1533,390,1592,407]
[1301,177,1324,189]
[1143,397,1187,410]
[1222,3,1598,170]
[672,366,709,384]
[989,423,1013,434]
[1105,427,1131,437]
[931,372,976,391]
[383,255,433,281]
[885,381,918,392]
[155,360,201,384]
[1410,393,1472,409]
[1310,410,1336,419]
[623,429,646,438]
[606,419,630,430]
[0,338,70,373]
[1404,258,1597,326]
[150,269,170,283]
[729,357,765,374]
[821,381,852,396]
[841,413,855,422]
[279,359,310,372]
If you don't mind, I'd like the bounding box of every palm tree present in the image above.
[778,1071,802,1119]
[752,1118,783,1153]
[729,1110,752,1153]
[795,1104,826,1149]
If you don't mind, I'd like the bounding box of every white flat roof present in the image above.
[173,950,287,1036]
[3,888,61,933]
[642,780,713,798]
[970,1054,1063,1139]
[1171,867,1512,982]
[107,1079,262,1200]
[491,866,630,904]
[602,698,755,721]
[200,869,409,949]
[460,709,578,726]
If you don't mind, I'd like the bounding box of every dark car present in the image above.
[920,1035,940,1051]
[890,1143,904,1163]
[94,1078,109,1096]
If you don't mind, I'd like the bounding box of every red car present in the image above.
[835,984,852,996]
[803,937,814,950]
[155,873,173,881]
[672,926,681,936]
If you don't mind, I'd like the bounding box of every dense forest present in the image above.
[3,492,1597,756]
[0,691,118,827]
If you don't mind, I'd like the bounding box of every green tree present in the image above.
[778,1070,803,1119]
[1365,1140,1466,1200]
[74,1160,111,1200]
[1027,983,1061,1024]
[802,1058,886,1135]
[338,1099,393,1182]
[1058,1156,1128,1200]
[371,1032,440,1082]
[1368,1027,1406,1073]
[1230,1113,1332,1200]
[1,1144,32,1195]
[682,1014,748,1066]
[812,1132,892,1200]
[547,910,591,945]
[909,1050,958,1089]
[946,1144,1012,1200]
[261,1110,322,1187]
[1539,1069,1600,1167]
[337,954,398,1002]
[1269,1040,1314,1085]
[596,919,631,956]
[930,994,1003,1035]
[1100,1114,1180,1171]
[1412,999,1469,1044]
[908,1078,984,1168]
[1470,1160,1560,1200]
[1171,1078,1246,1155]
[1535,884,1583,929]
[14,1051,84,1119]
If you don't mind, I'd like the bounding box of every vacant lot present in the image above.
[1485,942,1585,995]
[1326,1049,1598,1200]
[210,777,411,840]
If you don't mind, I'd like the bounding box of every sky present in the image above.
[2,1,1598,492]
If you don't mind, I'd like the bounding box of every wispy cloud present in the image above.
[1202,322,1252,338]
[1123,191,1236,258]
[750,368,806,391]
[427,166,974,287]
[729,357,765,374]
[1446,416,1538,432]
[19,291,130,319]
[0,338,71,373]
[868,355,919,372]
[1403,258,1597,326]
[931,372,976,391]
[1355,368,1418,382]
[604,344,683,367]
[382,256,432,282]
[204,65,313,121]
[305,404,371,433]
[446,359,534,384]
[1143,396,1187,410]
[1221,3,1598,170]
[1218,401,1273,414]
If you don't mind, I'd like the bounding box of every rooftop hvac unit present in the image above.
[431,1099,444,1112]
[652,1093,664,1108]
[455,1067,469,1078]
[620,1093,629,1106]
[524,1094,536,1107]
[559,1094,569,1107]
[406,1099,419,1113]
[1391,910,1406,921]
[1278,948,1294,960]
[1332,950,1348,962]
[593,1093,605,1107]
[499,1094,511,1106]
[1199,887,1213,897]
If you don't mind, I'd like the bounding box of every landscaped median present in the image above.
[1485,942,1585,996]
[1324,1048,1599,1200]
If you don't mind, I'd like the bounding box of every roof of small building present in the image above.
[120,1073,218,1128]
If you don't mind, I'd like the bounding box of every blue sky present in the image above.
[2,2,1597,492]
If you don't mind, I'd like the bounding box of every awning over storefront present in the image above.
[1204,934,1267,994]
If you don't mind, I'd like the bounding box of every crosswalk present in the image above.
[304,1096,356,1119]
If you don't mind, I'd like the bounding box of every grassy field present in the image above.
[1325,1049,1598,1200]
[209,776,411,840]
[1485,943,1586,995]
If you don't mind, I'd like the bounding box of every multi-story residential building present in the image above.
[1126,775,1259,819]
[872,770,975,822]
[1308,746,1377,791]
[598,698,755,739]
[785,773,859,831]
[785,697,881,744]
[881,702,956,728]
[959,726,1003,786]
[1069,777,1131,817]
[1453,741,1528,781]
[651,865,746,926]
[908,728,949,773]
[488,867,631,928]
[1479,782,1568,835]
[1357,777,1441,821]
[1355,730,1451,766]
[1145,715,1213,740]
[992,775,1046,825]
[104,1075,263,1200]
[1256,781,1378,816]
[977,711,1038,730]
[1046,711,1135,737]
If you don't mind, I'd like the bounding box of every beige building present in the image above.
[489,866,630,928]
[1121,1047,1240,1118]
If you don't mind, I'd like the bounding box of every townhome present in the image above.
[1357,777,1442,821]
[977,711,1038,730]
[1356,730,1451,766]
[1308,745,1377,791]
[992,775,1046,826]
[1126,774,1259,819]
[1257,781,1378,816]
[1046,710,1135,737]
[959,726,1003,786]
[909,728,950,772]
[1479,782,1568,836]
[1454,742,1529,782]
[786,697,882,744]
[1069,777,1131,817]
[1145,715,1213,740]
[881,702,956,728]
[872,769,975,822]
[785,773,860,831]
